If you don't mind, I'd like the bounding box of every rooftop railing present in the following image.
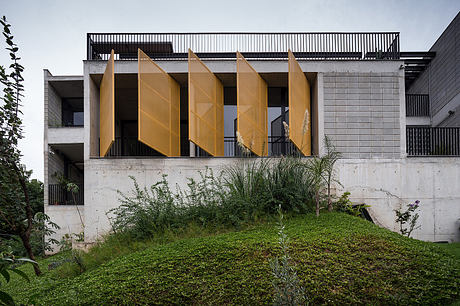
[87,32,400,61]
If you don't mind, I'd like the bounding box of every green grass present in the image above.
[438,242,460,260]
[5,213,460,305]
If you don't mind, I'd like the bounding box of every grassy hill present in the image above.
[5,213,460,305]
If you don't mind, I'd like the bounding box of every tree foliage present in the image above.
[0,15,41,276]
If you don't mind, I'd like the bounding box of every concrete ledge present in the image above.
[406,116,431,126]
[84,59,403,75]
[48,127,84,144]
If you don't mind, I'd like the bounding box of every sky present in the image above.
[1,0,459,180]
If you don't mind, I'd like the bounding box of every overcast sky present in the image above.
[1,0,459,180]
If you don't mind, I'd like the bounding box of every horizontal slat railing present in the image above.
[48,184,84,205]
[407,126,460,156]
[87,33,400,61]
[406,94,430,117]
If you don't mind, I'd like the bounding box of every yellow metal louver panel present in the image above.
[288,50,311,156]
[188,49,224,156]
[138,49,180,157]
[236,52,268,156]
[100,50,115,157]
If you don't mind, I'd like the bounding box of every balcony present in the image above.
[48,184,84,205]
[406,126,460,156]
[87,32,400,61]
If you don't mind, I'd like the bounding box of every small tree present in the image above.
[307,157,326,217]
[323,136,342,212]
[0,16,41,275]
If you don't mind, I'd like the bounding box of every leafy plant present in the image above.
[0,249,36,305]
[335,192,370,218]
[395,200,421,238]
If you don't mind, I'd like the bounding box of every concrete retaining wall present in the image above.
[78,157,460,243]
[45,205,85,253]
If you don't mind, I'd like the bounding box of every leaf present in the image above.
[9,269,29,282]
[16,258,37,265]
[0,290,14,306]
[0,269,10,283]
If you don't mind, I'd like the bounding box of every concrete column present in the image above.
[317,73,325,156]
[399,66,407,158]
[189,142,196,157]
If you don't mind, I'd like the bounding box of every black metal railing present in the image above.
[407,126,460,156]
[87,33,400,61]
[406,94,430,117]
[105,137,161,157]
[48,184,84,205]
[195,136,299,157]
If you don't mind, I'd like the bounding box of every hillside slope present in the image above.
[6,213,460,305]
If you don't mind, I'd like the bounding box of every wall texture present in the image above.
[323,72,401,158]
[76,157,460,243]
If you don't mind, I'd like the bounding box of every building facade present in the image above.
[44,31,460,250]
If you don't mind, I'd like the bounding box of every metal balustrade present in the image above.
[48,184,84,205]
[196,136,299,157]
[87,32,400,61]
[407,126,460,156]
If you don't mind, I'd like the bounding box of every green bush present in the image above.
[109,157,315,240]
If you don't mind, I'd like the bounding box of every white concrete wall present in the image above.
[45,205,85,254]
[335,158,460,242]
[80,157,460,243]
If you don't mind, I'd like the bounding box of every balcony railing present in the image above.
[407,126,460,156]
[196,136,299,157]
[87,32,400,61]
[406,94,430,117]
[106,137,161,157]
[48,184,84,205]
[105,136,299,157]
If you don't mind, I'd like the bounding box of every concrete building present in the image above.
[44,30,460,250]
[406,11,460,127]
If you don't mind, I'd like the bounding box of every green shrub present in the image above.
[109,157,315,240]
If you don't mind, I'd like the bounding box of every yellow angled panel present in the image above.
[100,50,115,157]
[138,49,180,157]
[188,49,224,156]
[288,50,311,156]
[236,52,268,156]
